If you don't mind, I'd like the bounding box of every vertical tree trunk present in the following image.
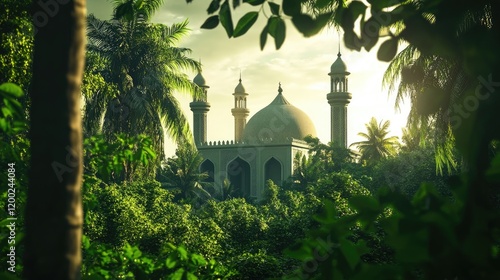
[25,0,86,279]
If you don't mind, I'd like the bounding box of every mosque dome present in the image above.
[330,53,349,74]
[193,72,208,87]
[242,85,317,143]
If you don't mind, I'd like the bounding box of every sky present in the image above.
[87,0,411,157]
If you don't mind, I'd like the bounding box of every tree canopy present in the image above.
[85,0,203,161]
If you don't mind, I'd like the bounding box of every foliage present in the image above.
[81,51,119,137]
[0,82,28,278]
[350,117,399,166]
[83,178,225,258]
[370,145,453,198]
[84,133,156,183]
[0,83,27,137]
[157,143,211,204]
[291,152,321,189]
[304,135,358,173]
[0,0,33,90]
[82,237,234,279]
[197,0,338,50]
[286,174,500,279]
[85,0,203,160]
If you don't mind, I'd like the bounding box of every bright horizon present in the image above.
[87,0,411,157]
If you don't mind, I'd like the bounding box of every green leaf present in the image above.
[114,0,134,21]
[233,0,241,9]
[201,15,220,29]
[243,0,265,6]
[219,1,234,37]
[0,83,24,98]
[234,12,259,37]
[260,25,268,50]
[268,2,280,15]
[177,246,188,261]
[166,256,178,269]
[191,253,208,266]
[274,18,286,49]
[207,0,221,14]
[169,268,185,280]
[82,235,91,250]
[348,1,367,19]
[361,17,380,51]
[291,14,316,37]
[339,238,360,270]
[377,38,398,61]
[186,271,198,280]
[2,107,12,118]
[268,17,286,49]
[344,30,362,51]
[283,0,301,16]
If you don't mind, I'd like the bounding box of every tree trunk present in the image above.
[25,0,86,279]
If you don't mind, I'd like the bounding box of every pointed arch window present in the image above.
[227,157,251,198]
[264,157,282,185]
[200,159,215,183]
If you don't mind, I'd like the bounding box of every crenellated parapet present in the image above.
[197,137,310,148]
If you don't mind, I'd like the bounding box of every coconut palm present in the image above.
[382,44,468,173]
[84,0,202,161]
[158,142,211,203]
[350,117,399,165]
[381,3,495,173]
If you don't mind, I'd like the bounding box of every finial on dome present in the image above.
[337,31,341,58]
[278,82,283,94]
[234,73,246,93]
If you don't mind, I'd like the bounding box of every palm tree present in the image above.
[383,45,466,173]
[158,143,211,203]
[292,152,321,188]
[304,135,356,172]
[350,117,399,165]
[84,0,202,161]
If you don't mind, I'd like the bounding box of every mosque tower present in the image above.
[190,70,211,145]
[327,52,352,148]
[231,74,249,142]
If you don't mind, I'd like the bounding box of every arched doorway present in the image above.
[264,157,282,185]
[227,157,251,198]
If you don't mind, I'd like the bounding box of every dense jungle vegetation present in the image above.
[1,0,500,279]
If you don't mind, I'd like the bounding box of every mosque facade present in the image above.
[190,53,352,199]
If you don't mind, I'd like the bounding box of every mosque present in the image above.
[190,52,352,199]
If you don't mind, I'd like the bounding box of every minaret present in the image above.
[231,74,249,142]
[327,52,352,148]
[190,70,210,146]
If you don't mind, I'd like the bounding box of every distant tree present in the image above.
[85,0,202,160]
[350,117,399,166]
[158,143,211,203]
[304,135,357,173]
[0,0,33,90]
[292,153,321,188]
